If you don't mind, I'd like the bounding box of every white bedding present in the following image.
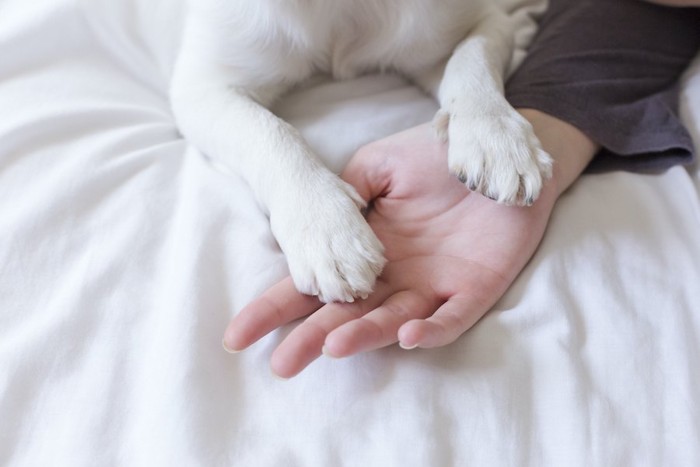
[1,1,699,466]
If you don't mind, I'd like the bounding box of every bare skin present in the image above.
[224,109,599,378]
[221,0,697,378]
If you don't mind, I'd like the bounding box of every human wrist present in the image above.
[517,108,599,200]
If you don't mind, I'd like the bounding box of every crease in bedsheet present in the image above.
[77,0,183,99]
[2,0,700,466]
[514,169,700,465]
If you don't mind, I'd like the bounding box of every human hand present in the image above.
[223,122,563,378]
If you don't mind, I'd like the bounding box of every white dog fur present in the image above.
[170,0,553,303]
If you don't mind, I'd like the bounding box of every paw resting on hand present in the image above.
[434,107,553,206]
[270,177,386,303]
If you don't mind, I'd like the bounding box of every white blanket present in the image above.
[1,1,699,466]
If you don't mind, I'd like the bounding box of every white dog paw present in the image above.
[434,107,553,206]
[270,178,386,303]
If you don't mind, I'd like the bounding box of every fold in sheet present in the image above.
[1,1,699,466]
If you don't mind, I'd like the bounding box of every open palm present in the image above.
[224,123,558,378]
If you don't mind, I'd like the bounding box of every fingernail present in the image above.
[399,342,419,350]
[322,345,339,359]
[222,339,241,354]
[270,369,291,381]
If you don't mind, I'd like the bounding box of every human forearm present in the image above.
[517,109,599,200]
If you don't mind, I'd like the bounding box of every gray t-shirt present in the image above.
[505,0,700,173]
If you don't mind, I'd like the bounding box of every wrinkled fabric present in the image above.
[1,1,700,466]
[507,0,700,172]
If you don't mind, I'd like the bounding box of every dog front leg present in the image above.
[417,8,553,206]
[170,62,385,303]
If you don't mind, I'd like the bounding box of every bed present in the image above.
[1,0,699,465]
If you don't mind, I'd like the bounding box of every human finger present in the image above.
[323,290,437,358]
[396,295,490,349]
[341,145,393,203]
[270,283,391,378]
[223,277,322,352]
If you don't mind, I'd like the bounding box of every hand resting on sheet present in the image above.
[224,112,597,378]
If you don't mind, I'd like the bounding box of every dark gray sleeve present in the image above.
[505,0,700,173]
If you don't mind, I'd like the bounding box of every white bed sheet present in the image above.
[1,1,699,466]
